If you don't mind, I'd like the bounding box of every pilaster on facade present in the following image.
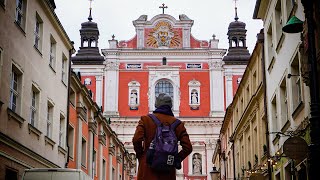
[103,60,120,117]
[209,60,225,117]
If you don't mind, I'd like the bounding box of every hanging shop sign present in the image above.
[283,136,308,160]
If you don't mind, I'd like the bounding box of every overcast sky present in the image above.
[55,0,263,53]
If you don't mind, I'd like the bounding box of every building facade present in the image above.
[68,72,132,180]
[213,30,268,180]
[254,0,313,179]
[72,9,251,179]
[0,0,73,179]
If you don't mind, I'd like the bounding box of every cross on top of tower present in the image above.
[159,3,168,14]
[88,0,93,21]
[233,0,239,21]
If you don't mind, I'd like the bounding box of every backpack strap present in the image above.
[170,119,181,130]
[148,114,181,129]
[148,114,162,127]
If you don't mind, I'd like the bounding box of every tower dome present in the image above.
[223,7,250,64]
[72,7,104,65]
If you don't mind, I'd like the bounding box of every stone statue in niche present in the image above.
[193,154,202,175]
[130,91,138,105]
[191,91,198,104]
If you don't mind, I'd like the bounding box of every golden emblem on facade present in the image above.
[146,21,181,48]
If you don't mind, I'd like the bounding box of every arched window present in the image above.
[155,80,173,98]
[239,38,245,47]
[231,37,238,47]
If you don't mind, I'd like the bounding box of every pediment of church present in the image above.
[118,14,210,49]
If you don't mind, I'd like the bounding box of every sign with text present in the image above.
[186,63,202,69]
[126,64,142,69]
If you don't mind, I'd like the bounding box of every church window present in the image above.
[155,80,173,98]
[128,81,140,110]
[84,78,92,85]
[239,38,245,47]
[231,37,237,47]
[162,57,167,65]
[188,80,201,109]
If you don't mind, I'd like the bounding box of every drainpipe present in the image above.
[257,29,272,180]
[65,42,75,168]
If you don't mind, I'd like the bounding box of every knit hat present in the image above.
[155,93,173,108]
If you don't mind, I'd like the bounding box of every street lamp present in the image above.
[210,165,220,180]
[282,0,320,180]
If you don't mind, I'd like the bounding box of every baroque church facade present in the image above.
[72,9,250,180]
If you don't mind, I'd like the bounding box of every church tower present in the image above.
[72,5,104,65]
[223,6,250,64]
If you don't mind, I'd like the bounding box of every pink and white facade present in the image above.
[72,13,249,180]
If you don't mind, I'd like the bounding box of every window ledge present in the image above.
[33,46,43,57]
[61,80,67,88]
[189,104,200,110]
[267,57,275,73]
[45,136,56,149]
[280,120,291,133]
[58,145,67,156]
[49,64,56,73]
[272,134,280,145]
[276,33,285,53]
[7,108,25,128]
[28,124,42,140]
[14,21,26,36]
[292,101,304,120]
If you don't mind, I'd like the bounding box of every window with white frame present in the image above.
[61,54,67,84]
[47,101,54,138]
[30,85,40,127]
[10,64,22,113]
[92,150,96,178]
[67,125,75,158]
[280,78,288,128]
[34,13,43,51]
[271,95,278,133]
[49,36,56,69]
[266,22,273,64]
[128,81,140,109]
[69,88,76,107]
[15,0,26,29]
[275,0,283,50]
[285,0,295,20]
[290,53,302,111]
[59,114,65,147]
[102,159,106,180]
[81,138,87,167]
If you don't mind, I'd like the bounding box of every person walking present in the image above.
[132,93,193,180]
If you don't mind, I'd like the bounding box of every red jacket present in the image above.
[132,113,193,180]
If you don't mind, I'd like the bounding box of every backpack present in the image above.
[146,114,182,172]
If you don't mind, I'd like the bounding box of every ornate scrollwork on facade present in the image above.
[105,61,120,70]
[208,60,224,70]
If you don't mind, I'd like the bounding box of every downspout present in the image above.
[258,29,272,180]
[65,42,75,168]
[231,139,236,180]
